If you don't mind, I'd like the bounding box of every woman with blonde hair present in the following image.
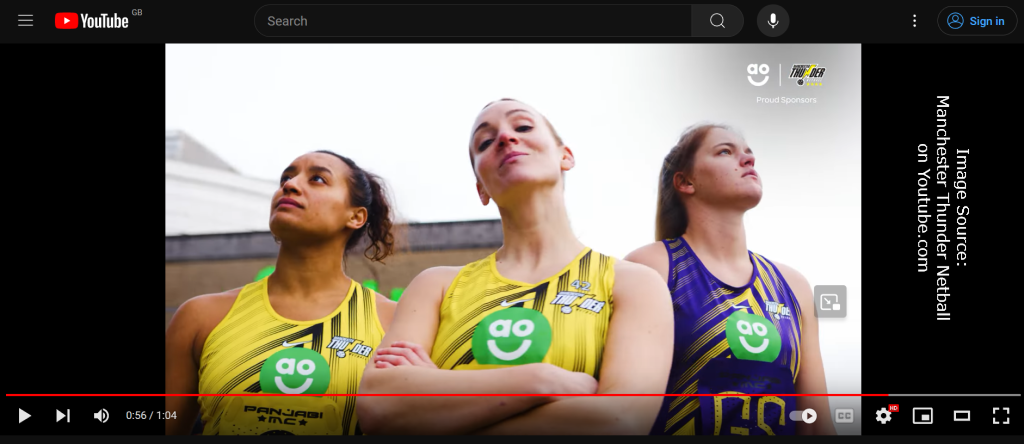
[356,99,675,435]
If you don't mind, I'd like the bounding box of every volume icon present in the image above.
[93,409,109,423]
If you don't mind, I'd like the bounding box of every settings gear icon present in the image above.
[876,408,893,424]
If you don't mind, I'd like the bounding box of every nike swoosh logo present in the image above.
[282,340,311,347]
[732,304,750,309]
[500,297,535,307]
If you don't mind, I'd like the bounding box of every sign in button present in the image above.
[938,6,1017,36]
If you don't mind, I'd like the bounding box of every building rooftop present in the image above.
[165,130,236,172]
[165,157,280,236]
[166,129,282,236]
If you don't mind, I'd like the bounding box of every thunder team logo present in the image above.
[789,64,826,86]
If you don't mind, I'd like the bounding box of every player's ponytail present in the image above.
[655,124,729,241]
[314,150,397,263]
[359,171,397,262]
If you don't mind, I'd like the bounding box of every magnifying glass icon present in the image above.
[710,12,725,28]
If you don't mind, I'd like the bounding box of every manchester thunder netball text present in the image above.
[915,96,967,322]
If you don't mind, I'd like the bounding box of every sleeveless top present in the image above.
[649,236,804,435]
[197,277,384,435]
[430,248,615,378]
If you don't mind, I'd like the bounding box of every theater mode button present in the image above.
[938,6,1016,36]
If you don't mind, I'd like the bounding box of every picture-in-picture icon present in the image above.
[813,285,847,318]
[913,407,933,424]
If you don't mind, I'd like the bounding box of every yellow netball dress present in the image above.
[430,248,615,378]
[197,277,384,435]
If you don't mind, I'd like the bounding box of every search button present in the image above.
[710,12,725,28]
[691,4,743,37]
[938,6,1017,36]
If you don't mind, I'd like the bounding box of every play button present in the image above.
[19,409,31,423]
[64,17,70,24]
[802,409,818,424]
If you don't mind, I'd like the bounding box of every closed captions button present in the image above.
[938,6,1017,35]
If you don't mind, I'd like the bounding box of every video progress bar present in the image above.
[889,394,1021,397]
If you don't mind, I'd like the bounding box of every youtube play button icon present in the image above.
[55,13,78,29]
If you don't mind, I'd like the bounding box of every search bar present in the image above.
[255,4,741,37]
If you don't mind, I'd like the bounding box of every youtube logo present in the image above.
[55,13,77,29]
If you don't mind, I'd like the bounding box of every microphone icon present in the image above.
[768,13,779,28]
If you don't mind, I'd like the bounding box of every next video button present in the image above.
[938,6,1017,36]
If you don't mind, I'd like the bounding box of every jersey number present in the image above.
[571,280,591,292]
[713,391,785,435]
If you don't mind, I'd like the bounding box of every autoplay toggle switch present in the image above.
[790,409,817,423]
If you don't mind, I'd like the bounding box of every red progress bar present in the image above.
[8,393,889,397]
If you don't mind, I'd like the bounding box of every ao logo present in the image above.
[725,310,782,361]
[259,347,330,394]
[472,307,552,365]
[747,63,770,86]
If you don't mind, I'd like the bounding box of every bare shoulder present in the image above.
[371,266,463,354]
[374,292,397,310]
[417,265,463,280]
[174,287,241,328]
[611,259,670,303]
[407,266,463,295]
[173,288,244,347]
[168,287,243,363]
[622,241,669,282]
[623,241,667,265]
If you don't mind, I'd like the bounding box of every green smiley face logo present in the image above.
[725,310,782,362]
[259,347,330,394]
[472,307,552,365]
